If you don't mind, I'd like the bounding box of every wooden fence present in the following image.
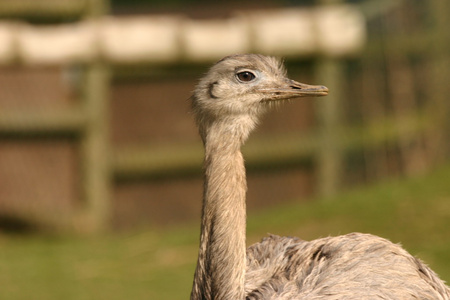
[0,0,449,233]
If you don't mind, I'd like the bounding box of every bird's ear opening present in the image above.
[207,81,219,100]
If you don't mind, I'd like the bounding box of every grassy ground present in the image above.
[0,164,449,299]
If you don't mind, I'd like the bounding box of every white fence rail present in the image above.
[0,5,365,65]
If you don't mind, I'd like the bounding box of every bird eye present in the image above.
[236,71,256,82]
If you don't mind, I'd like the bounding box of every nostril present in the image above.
[290,85,302,90]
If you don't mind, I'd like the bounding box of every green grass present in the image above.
[1,164,450,299]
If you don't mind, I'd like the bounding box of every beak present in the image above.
[260,79,328,101]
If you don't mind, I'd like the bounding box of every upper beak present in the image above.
[260,79,329,101]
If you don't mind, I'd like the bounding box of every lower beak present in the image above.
[261,79,329,101]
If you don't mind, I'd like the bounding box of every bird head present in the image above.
[192,54,328,142]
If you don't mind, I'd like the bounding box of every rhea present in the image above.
[190,54,450,299]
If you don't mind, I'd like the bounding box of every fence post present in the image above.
[77,0,111,233]
[315,0,344,197]
[315,60,344,197]
[427,0,450,163]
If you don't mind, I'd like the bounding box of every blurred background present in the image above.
[0,0,449,299]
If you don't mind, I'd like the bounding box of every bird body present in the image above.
[246,233,449,299]
[190,54,450,300]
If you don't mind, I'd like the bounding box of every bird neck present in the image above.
[191,120,249,300]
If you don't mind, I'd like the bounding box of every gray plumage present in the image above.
[190,54,450,300]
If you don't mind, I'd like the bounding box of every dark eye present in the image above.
[236,71,256,82]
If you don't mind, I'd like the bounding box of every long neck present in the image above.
[191,119,250,300]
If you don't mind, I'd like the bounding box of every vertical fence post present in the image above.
[427,0,450,163]
[315,60,344,197]
[315,0,344,197]
[77,0,110,233]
